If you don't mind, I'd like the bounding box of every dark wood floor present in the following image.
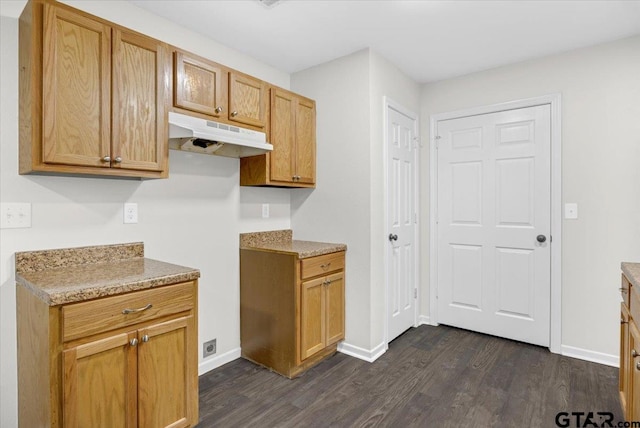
[197,325,622,427]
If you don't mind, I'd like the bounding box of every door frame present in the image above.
[383,96,420,348]
[429,94,562,354]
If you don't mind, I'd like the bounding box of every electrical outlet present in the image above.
[203,339,216,358]
[123,203,138,224]
[262,203,270,219]
[0,203,32,229]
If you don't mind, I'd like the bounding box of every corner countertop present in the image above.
[240,230,346,259]
[623,262,640,289]
[15,242,200,306]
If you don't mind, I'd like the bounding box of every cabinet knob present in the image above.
[141,334,149,343]
[122,303,153,314]
[622,318,628,324]
[101,156,111,163]
[130,338,138,347]
[215,106,223,113]
[231,111,238,117]
[636,362,640,371]
[114,156,122,164]
[632,349,638,358]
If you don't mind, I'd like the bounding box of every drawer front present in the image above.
[623,273,632,309]
[301,252,345,280]
[62,281,195,342]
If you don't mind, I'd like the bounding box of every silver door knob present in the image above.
[114,156,122,163]
[101,156,111,163]
[632,349,638,358]
[130,338,138,347]
[141,334,149,343]
[215,106,223,113]
[231,111,238,117]
[389,234,398,241]
[536,235,546,243]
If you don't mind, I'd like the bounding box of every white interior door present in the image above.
[386,103,418,342]
[436,105,551,347]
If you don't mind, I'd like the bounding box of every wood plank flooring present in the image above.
[197,325,622,427]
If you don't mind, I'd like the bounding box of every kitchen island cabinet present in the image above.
[16,242,200,428]
[240,230,346,378]
[620,262,640,421]
[19,0,169,179]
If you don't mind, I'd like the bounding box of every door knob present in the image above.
[388,234,398,242]
[536,235,546,243]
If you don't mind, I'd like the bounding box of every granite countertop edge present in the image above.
[17,258,201,306]
[622,262,640,289]
[241,240,347,259]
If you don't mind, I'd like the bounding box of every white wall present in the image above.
[0,2,291,425]
[290,49,420,354]
[420,35,640,358]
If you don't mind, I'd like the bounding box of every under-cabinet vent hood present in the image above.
[168,111,273,158]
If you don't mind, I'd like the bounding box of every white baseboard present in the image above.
[418,315,438,326]
[198,347,241,376]
[561,345,619,368]
[338,341,386,363]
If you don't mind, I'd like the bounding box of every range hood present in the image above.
[168,111,273,158]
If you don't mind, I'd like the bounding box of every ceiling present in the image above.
[1,1,639,83]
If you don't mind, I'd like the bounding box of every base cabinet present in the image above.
[620,272,640,421]
[240,249,345,378]
[17,281,198,428]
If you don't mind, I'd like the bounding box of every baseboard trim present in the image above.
[418,315,438,326]
[198,347,241,376]
[561,345,619,368]
[338,341,386,363]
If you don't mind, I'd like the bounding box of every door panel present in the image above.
[437,105,551,347]
[112,29,167,172]
[301,277,325,359]
[387,105,418,342]
[63,331,137,428]
[42,4,111,167]
[228,72,266,128]
[325,272,345,346]
[174,52,227,118]
[269,89,296,183]
[295,98,316,184]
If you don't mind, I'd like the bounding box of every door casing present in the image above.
[428,94,562,354]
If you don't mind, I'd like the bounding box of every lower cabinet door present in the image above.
[63,331,138,428]
[631,321,640,421]
[325,272,345,346]
[137,315,195,428]
[301,277,326,360]
[622,304,630,419]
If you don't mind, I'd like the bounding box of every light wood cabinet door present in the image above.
[228,71,266,128]
[631,321,640,421]
[301,276,326,360]
[138,316,195,428]
[112,29,167,172]
[325,272,345,346]
[294,97,316,185]
[270,88,296,182]
[62,331,137,428]
[42,4,111,168]
[174,51,227,118]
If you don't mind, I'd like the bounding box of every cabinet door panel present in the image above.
[138,316,195,428]
[622,304,630,419]
[295,98,316,184]
[63,331,137,428]
[631,321,640,421]
[112,29,167,172]
[42,4,111,167]
[301,277,326,360]
[325,272,345,346]
[229,72,266,128]
[174,52,227,118]
[270,89,296,183]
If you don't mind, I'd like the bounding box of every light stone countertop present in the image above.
[15,243,200,306]
[623,262,640,289]
[240,230,346,259]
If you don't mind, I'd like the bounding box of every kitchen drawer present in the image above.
[62,281,195,341]
[301,251,345,280]
[623,273,632,309]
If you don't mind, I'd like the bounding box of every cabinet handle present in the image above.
[231,111,238,117]
[620,288,628,294]
[632,349,638,358]
[130,338,138,347]
[122,303,153,314]
[637,362,640,371]
[101,156,111,163]
[114,156,122,163]
[215,106,223,113]
[320,262,331,270]
[141,334,149,343]
[325,279,332,286]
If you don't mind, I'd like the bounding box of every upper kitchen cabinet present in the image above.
[19,0,169,179]
[172,55,266,130]
[240,87,316,188]
[173,50,228,119]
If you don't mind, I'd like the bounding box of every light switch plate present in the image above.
[0,203,32,229]
[564,203,578,219]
